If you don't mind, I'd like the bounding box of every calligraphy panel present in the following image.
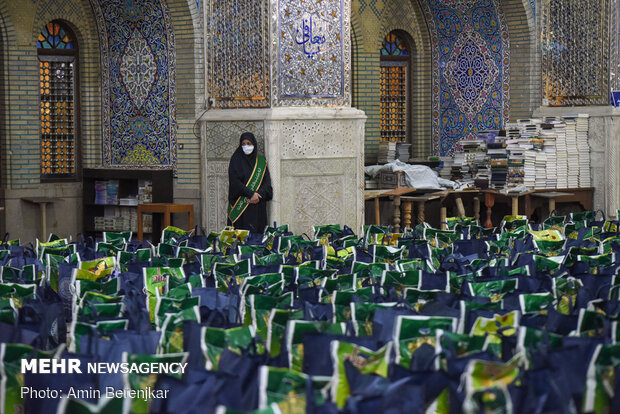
[273,0,351,106]
[207,0,270,108]
[542,0,610,106]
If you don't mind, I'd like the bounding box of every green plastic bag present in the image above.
[330,341,391,408]
[0,343,60,414]
[258,366,330,414]
[286,320,347,371]
[124,353,188,414]
[393,315,457,367]
[462,355,521,414]
[201,325,255,370]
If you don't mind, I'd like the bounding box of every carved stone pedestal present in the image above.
[200,107,366,234]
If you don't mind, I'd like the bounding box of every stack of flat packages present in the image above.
[438,156,453,180]
[576,114,591,187]
[551,119,568,188]
[451,151,467,181]
[377,141,396,164]
[540,124,557,188]
[505,138,525,189]
[523,149,537,189]
[396,142,411,162]
[563,116,580,188]
[487,141,508,189]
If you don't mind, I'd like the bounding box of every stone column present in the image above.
[202,0,367,233]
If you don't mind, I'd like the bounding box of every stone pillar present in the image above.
[533,106,620,218]
[200,108,366,235]
[202,0,367,233]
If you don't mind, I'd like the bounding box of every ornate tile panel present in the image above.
[272,0,351,106]
[541,0,610,106]
[93,0,176,168]
[420,0,510,155]
[206,0,270,108]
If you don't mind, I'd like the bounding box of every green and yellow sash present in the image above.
[228,155,267,224]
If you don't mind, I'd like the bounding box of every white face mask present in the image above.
[242,145,254,155]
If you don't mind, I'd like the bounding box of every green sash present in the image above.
[228,155,267,224]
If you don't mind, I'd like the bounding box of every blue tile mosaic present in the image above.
[93,0,176,168]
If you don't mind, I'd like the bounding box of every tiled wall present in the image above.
[351,0,432,164]
[0,0,203,239]
[0,0,101,188]
[353,0,538,159]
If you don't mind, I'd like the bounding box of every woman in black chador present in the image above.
[227,132,273,232]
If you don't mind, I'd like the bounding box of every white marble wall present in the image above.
[200,108,366,234]
[533,106,620,218]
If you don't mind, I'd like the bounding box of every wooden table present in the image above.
[364,187,417,232]
[524,188,592,218]
[137,203,194,241]
[530,191,575,215]
[21,197,61,241]
[479,188,592,227]
[401,194,441,227]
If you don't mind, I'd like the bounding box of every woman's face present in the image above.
[241,139,253,146]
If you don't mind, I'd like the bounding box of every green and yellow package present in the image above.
[395,258,434,273]
[332,288,373,322]
[393,315,457,368]
[78,302,125,322]
[500,215,528,231]
[103,230,132,244]
[124,352,188,414]
[159,306,200,354]
[323,274,358,294]
[0,343,60,414]
[330,341,391,408]
[0,283,37,307]
[371,245,406,264]
[95,242,123,256]
[583,344,620,414]
[242,273,285,296]
[213,260,250,290]
[243,294,294,354]
[350,302,397,336]
[161,225,192,244]
[218,227,249,248]
[576,309,608,337]
[258,366,330,414]
[36,238,69,260]
[45,253,70,291]
[468,278,519,302]
[70,319,129,353]
[519,293,554,314]
[438,329,487,360]
[553,277,582,314]
[462,355,521,414]
[75,278,120,299]
[313,224,343,240]
[286,320,347,371]
[266,309,304,358]
[200,325,255,370]
[470,310,520,347]
[252,253,286,267]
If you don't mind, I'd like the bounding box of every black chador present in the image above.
[227,132,273,232]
